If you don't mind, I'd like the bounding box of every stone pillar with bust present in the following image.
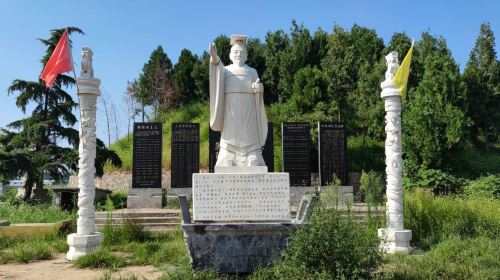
[181,35,294,273]
[377,51,413,254]
[67,47,104,261]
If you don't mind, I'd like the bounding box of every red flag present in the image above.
[40,29,73,88]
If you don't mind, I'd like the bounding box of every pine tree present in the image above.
[463,22,500,152]
[138,46,177,119]
[173,49,198,104]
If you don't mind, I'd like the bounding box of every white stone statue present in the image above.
[81,47,94,78]
[209,35,268,167]
[384,51,398,82]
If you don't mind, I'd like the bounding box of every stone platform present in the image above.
[182,222,295,274]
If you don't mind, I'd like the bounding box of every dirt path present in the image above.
[0,254,163,280]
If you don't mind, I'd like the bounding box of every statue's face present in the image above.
[229,43,247,66]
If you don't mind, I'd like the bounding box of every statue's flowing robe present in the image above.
[209,61,267,157]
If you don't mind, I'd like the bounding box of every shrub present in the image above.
[465,174,500,199]
[252,207,382,279]
[360,170,385,205]
[96,192,128,211]
[376,237,500,280]
[404,167,465,195]
[74,249,126,269]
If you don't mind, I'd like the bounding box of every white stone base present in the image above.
[378,228,413,254]
[214,166,268,173]
[193,172,290,222]
[127,188,163,208]
[66,232,103,260]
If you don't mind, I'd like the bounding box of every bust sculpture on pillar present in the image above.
[67,47,103,261]
[378,51,413,254]
[209,35,268,169]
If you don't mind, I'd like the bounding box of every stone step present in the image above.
[95,216,180,225]
[95,208,181,219]
[96,223,180,232]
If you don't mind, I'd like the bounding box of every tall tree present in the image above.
[321,25,354,121]
[278,21,314,101]
[138,46,178,119]
[173,49,198,104]
[403,32,469,169]
[2,27,83,200]
[346,25,385,137]
[463,22,500,152]
[262,29,290,104]
[191,51,210,101]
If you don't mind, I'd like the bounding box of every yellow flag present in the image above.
[393,44,414,101]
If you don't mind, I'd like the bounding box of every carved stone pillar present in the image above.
[377,51,412,254]
[67,47,103,260]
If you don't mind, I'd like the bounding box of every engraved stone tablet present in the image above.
[192,173,290,222]
[282,122,311,186]
[171,123,199,188]
[318,122,348,185]
[132,123,162,188]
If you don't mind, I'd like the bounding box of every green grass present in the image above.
[404,189,500,249]
[74,249,127,269]
[69,222,190,270]
[0,190,75,223]
[376,236,500,280]
[0,233,67,264]
[98,271,148,280]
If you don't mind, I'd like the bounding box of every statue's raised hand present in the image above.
[252,79,264,94]
[209,43,219,64]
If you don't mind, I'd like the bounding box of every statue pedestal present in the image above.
[127,188,163,208]
[183,170,293,273]
[66,232,104,260]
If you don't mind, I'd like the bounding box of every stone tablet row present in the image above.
[132,121,347,188]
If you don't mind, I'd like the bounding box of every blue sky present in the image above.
[0,0,498,142]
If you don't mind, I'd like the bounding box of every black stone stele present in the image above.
[132,122,162,188]
[262,123,274,172]
[208,127,221,173]
[282,122,311,186]
[171,123,200,188]
[209,123,274,172]
[318,122,348,186]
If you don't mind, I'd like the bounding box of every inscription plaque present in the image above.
[209,123,274,172]
[282,122,311,186]
[192,173,290,221]
[132,123,162,188]
[171,123,199,188]
[318,122,348,185]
